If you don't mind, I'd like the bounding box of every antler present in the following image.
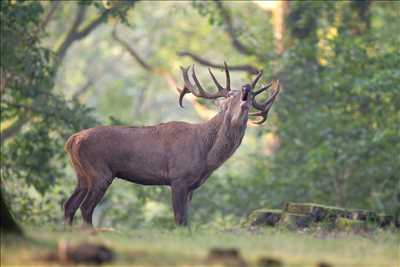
[250,72,280,124]
[178,62,231,107]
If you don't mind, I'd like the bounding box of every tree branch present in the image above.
[72,79,94,101]
[4,4,88,142]
[112,29,153,71]
[0,114,30,144]
[74,12,109,40]
[112,28,217,120]
[214,1,255,56]
[56,5,87,61]
[177,51,259,74]
[3,3,128,142]
[112,26,260,126]
[56,3,124,62]
[40,1,60,31]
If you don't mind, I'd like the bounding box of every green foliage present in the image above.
[271,1,400,215]
[1,1,97,193]
[3,179,68,226]
[192,1,224,26]
[89,0,137,25]
[1,1,398,229]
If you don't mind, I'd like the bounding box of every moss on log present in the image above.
[283,202,319,214]
[283,202,352,222]
[248,203,397,230]
[349,209,379,222]
[280,212,314,229]
[247,209,281,226]
[335,218,366,231]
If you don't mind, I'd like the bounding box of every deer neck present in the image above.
[202,109,248,171]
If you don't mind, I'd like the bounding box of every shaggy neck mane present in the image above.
[200,109,247,170]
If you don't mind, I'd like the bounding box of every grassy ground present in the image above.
[1,226,399,267]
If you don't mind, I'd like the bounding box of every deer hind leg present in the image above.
[80,174,113,228]
[171,181,190,226]
[64,177,88,226]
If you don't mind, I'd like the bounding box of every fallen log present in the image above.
[247,209,281,227]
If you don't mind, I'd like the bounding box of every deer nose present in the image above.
[242,84,251,92]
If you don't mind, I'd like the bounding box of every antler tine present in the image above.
[253,82,273,95]
[208,68,224,92]
[249,110,269,124]
[252,80,280,111]
[192,65,232,99]
[250,80,280,124]
[191,65,213,98]
[181,66,195,92]
[251,70,263,90]
[177,66,193,108]
[178,64,232,108]
[178,86,190,108]
[249,94,277,123]
[224,61,231,91]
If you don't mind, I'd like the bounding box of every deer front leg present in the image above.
[171,181,190,226]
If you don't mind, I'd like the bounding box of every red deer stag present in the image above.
[64,63,280,227]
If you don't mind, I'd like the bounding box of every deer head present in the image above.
[177,62,280,125]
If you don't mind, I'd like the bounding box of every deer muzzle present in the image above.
[241,84,251,101]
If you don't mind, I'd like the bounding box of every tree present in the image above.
[0,189,21,234]
[271,1,400,212]
[0,0,137,227]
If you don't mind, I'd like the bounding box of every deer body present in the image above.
[67,110,246,186]
[64,63,279,227]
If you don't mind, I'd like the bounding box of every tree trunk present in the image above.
[0,189,22,234]
[273,0,288,55]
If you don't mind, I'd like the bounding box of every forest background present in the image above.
[1,0,399,231]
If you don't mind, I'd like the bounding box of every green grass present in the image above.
[1,226,399,266]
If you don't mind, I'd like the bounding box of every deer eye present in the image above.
[227,91,235,97]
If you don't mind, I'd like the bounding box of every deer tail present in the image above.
[64,133,88,182]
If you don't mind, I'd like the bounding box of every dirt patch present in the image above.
[39,240,113,265]
[316,261,332,267]
[257,256,283,267]
[206,248,247,267]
